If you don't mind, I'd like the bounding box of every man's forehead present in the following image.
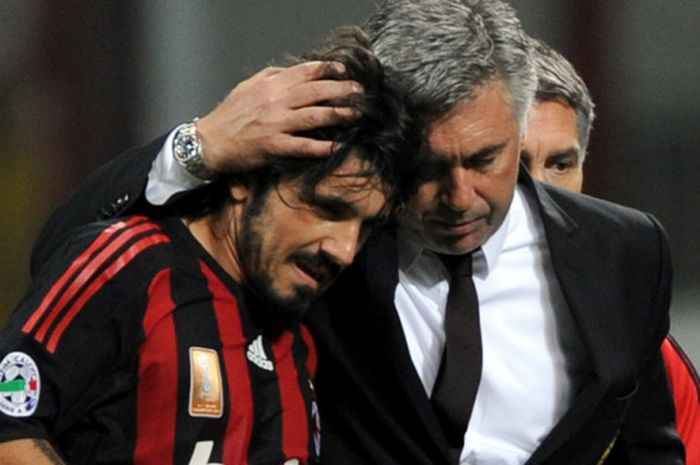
[320,166,387,200]
[526,100,581,148]
[530,98,577,125]
[309,155,388,213]
[319,155,382,188]
[426,83,520,157]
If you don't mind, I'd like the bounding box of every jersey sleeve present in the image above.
[0,216,171,443]
[662,337,700,464]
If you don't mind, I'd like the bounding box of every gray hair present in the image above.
[365,0,537,133]
[529,36,596,157]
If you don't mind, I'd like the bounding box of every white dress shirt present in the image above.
[395,187,586,465]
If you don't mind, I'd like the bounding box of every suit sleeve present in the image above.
[611,215,686,464]
[29,134,168,277]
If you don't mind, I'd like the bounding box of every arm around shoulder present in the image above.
[29,133,169,276]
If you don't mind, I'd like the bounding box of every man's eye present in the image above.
[313,200,353,221]
[315,204,342,220]
[546,154,578,173]
[469,156,494,170]
[552,161,573,172]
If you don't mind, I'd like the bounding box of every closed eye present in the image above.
[312,197,356,221]
[464,143,506,171]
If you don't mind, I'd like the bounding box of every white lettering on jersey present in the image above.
[246,335,274,371]
[188,441,223,465]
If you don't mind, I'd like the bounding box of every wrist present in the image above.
[172,118,217,180]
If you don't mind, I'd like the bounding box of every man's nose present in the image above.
[441,168,478,211]
[320,221,362,268]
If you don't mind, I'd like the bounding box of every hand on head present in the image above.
[196,60,363,174]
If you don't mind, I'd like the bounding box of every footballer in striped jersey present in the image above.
[0,27,420,465]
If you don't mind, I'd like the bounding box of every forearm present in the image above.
[0,439,66,465]
[30,60,360,276]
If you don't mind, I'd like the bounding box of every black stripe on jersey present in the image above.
[291,326,321,463]
[197,254,288,464]
[169,254,230,465]
[246,330,285,465]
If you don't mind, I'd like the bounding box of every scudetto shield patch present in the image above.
[0,352,41,417]
[189,347,223,418]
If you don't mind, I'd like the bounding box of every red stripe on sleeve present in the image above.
[23,216,147,334]
[45,233,171,353]
[662,337,700,464]
[300,325,317,379]
[134,269,179,465]
[272,332,309,462]
[34,221,162,345]
[200,261,252,465]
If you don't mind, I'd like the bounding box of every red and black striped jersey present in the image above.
[0,215,320,465]
[662,336,700,464]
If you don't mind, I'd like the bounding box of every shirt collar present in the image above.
[398,187,527,279]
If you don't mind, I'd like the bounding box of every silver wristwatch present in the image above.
[172,118,216,180]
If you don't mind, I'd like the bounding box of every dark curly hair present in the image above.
[173,26,422,222]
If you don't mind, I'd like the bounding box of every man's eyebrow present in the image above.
[313,193,360,216]
[470,142,507,158]
[547,148,581,161]
[431,142,508,163]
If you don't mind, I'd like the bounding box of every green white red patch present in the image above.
[0,352,41,417]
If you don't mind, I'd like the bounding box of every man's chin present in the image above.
[277,286,318,317]
[426,233,484,255]
[252,285,317,331]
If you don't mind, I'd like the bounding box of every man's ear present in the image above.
[228,179,250,203]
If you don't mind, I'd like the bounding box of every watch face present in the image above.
[173,122,214,180]
[182,136,197,157]
[175,125,200,162]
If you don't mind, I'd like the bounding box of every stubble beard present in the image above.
[238,196,317,329]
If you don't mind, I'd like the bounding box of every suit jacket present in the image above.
[30,136,685,464]
[307,170,685,464]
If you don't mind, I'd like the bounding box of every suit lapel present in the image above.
[362,229,454,461]
[519,171,615,464]
[361,170,621,464]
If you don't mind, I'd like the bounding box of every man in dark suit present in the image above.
[28,0,684,464]
[307,2,681,463]
[521,35,698,464]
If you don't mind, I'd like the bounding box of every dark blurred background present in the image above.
[1,1,698,363]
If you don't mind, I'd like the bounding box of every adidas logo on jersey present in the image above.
[246,335,273,371]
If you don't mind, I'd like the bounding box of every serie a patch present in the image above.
[188,347,223,418]
[0,352,41,417]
